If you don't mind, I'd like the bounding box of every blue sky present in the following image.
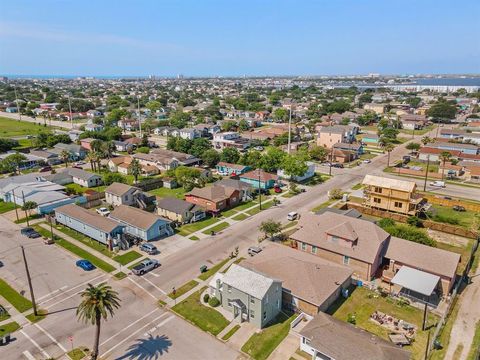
[0,0,479,76]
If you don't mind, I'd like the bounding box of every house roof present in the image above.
[242,243,352,307]
[362,174,416,192]
[60,168,101,181]
[187,185,237,202]
[55,204,122,233]
[419,147,462,157]
[217,162,249,171]
[300,312,410,360]
[156,197,195,214]
[240,169,279,182]
[222,264,280,299]
[391,266,440,297]
[109,156,132,165]
[110,205,169,230]
[216,178,252,191]
[385,237,460,279]
[105,182,139,197]
[291,212,389,263]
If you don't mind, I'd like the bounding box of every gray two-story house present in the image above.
[210,264,282,328]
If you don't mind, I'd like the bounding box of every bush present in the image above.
[378,218,395,228]
[432,214,460,225]
[379,222,437,247]
[347,313,356,325]
[328,188,343,200]
[208,296,220,307]
[203,293,210,303]
[407,216,423,227]
[136,146,150,154]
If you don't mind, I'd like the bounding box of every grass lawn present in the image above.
[148,187,186,199]
[0,201,18,214]
[430,205,480,230]
[25,309,48,323]
[310,198,336,213]
[351,183,363,190]
[201,221,229,235]
[233,200,255,211]
[246,200,275,216]
[189,235,200,241]
[0,278,33,313]
[0,116,54,137]
[172,287,229,336]
[221,257,245,274]
[400,125,434,136]
[168,280,199,299]
[281,191,295,198]
[64,183,88,194]
[301,173,331,186]
[113,250,142,265]
[55,224,114,258]
[198,258,230,281]
[430,293,461,360]
[14,213,42,224]
[327,286,438,360]
[113,272,127,280]
[177,216,220,236]
[222,324,241,341]
[0,321,20,337]
[34,225,116,273]
[467,321,480,360]
[0,306,10,322]
[241,312,296,360]
[221,208,239,217]
[67,347,88,360]
[232,213,249,221]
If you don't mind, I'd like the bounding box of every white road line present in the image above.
[100,307,162,346]
[22,350,36,360]
[127,277,157,300]
[34,323,68,352]
[39,274,107,305]
[142,275,167,295]
[20,330,50,359]
[45,279,106,310]
[143,315,174,336]
[102,313,174,357]
[37,286,69,301]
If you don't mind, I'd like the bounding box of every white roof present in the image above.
[208,272,225,288]
[222,264,280,299]
[362,174,416,192]
[391,266,440,297]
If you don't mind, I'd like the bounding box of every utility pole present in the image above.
[21,191,29,227]
[287,104,292,154]
[258,169,262,210]
[329,147,334,176]
[138,96,142,138]
[14,85,22,121]
[21,246,38,316]
[68,95,73,129]
[423,155,430,192]
[49,216,55,242]
[11,189,19,222]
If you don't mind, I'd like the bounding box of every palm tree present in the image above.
[421,136,433,146]
[92,151,102,173]
[128,158,142,183]
[439,151,452,181]
[77,283,121,360]
[60,150,70,168]
[384,143,395,167]
[86,152,96,172]
[102,141,115,160]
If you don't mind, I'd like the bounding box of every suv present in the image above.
[96,207,110,217]
[139,243,158,255]
[20,227,40,238]
[132,258,160,275]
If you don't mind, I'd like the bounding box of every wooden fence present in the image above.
[394,168,443,179]
[423,194,480,212]
[137,178,163,191]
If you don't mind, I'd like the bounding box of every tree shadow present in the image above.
[115,334,172,360]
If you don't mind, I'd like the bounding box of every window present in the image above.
[250,310,255,318]
[250,297,255,304]
[227,285,232,293]
[373,197,381,204]
[374,187,382,193]
[301,243,307,251]
[394,201,403,208]
[263,311,267,320]
[343,256,350,265]
[312,246,317,254]
[302,337,311,345]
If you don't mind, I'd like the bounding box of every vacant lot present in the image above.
[0,116,54,137]
[148,186,186,199]
[430,205,480,230]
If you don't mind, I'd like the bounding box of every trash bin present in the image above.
[200,265,208,273]
[5,334,10,343]
[0,337,4,346]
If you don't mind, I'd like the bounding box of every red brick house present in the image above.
[185,185,240,213]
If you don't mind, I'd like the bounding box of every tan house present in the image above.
[108,156,159,176]
[362,175,423,215]
[316,126,350,148]
[363,103,385,114]
[105,182,142,207]
[291,212,390,281]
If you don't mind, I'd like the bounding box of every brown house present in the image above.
[185,185,240,213]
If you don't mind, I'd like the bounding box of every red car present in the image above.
[273,185,282,193]
[39,166,52,172]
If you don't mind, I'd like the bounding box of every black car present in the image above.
[453,205,466,212]
[20,227,41,238]
[332,163,344,168]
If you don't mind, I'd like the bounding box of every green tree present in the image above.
[426,101,457,120]
[201,149,221,168]
[0,153,27,174]
[220,147,240,164]
[106,108,128,125]
[384,143,395,167]
[240,150,263,168]
[145,100,161,113]
[189,138,212,158]
[259,219,282,240]
[221,121,237,132]
[281,154,308,178]
[102,172,127,185]
[21,201,38,225]
[128,159,142,183]
[60,150,70,167]
[261,147,286,172]
[406,142,421,152]
[77,283,121,360]
[175,166,202,190]
[0,138,19,152]
[102,141,116,159]
[238,119,249,131]
[439,151,452,181]
[273,108,288,122]
[421,136,433,146]
[309,145,328,162]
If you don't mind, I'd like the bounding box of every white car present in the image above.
[362,159,371,164]
[75,161,86,166]
[96,207,110,217]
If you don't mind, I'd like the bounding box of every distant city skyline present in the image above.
[1,0,479,76]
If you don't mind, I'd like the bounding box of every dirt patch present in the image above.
[426,229,470,247]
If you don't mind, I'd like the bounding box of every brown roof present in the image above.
[300,312,411,360]
[105,182,139,196]
[385,237,460,279]
[291,212,389,263]
[217,162,249,171]
[242,243,352,307]
[419,147,462,157]
[55,204,122,233]
[187,185,237,202]
[110,205,169,230]
[109,156,132,165]
[240,169,279,182]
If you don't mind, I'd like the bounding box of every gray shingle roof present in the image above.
[222,264,280,299]
[156,197,194,214]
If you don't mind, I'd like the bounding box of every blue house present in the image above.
[216,162,251,176]
[110,205,174,241]
[55,204,125,245]
[239,169,279,190]
[428,142,479,155]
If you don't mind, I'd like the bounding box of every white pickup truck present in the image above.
[430,181,446,188]
[132,258,160,275]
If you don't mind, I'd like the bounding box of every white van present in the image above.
[287,212,298,221]
[430,181,446,188]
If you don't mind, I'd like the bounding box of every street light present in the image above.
[423,154,430,191]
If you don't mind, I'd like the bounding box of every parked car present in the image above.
[96,207,110,217]
[74,161,86,166]
[273,185,282,193]
[20,227,40,238]
[43,237,54,245]
[132,258,159,275]
[403,155,411,164]
[39,166,52,172]
[362,159,371,164]
[0,260,3,267]
[453,205,466,212]
[254,146,264,151]
[287,211,298,221]
[76,259,95,271]
[139,243,158,255]
[430,181,446,188]
[248,246,262,256]
[332,163,344,168]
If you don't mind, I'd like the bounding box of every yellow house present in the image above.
[361,175,423,215]
[363,103,385,114]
